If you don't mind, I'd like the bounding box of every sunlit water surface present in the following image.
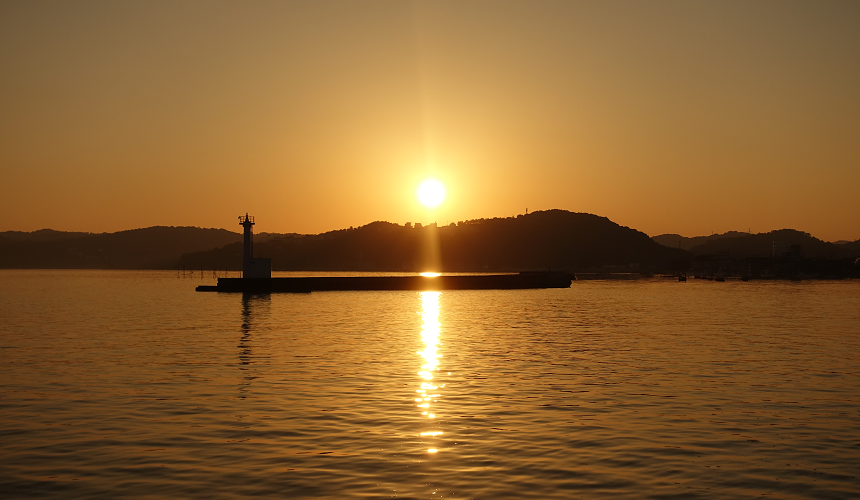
[1,270,858,499]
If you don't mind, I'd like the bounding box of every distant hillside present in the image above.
[686,229,860,259]
[5,218,855,272]
[0,229,93,242]
[652,231,750,250]
[179,210,691,272]
[0,226,241,269]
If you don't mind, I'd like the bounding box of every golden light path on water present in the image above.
[417,291,443,454]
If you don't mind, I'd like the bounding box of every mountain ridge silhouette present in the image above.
[178,210,690,272]
[2,211,857,270]
[0,226,241,269]
[653,229,860,259]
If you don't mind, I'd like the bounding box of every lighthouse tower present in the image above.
[238,213,271,279]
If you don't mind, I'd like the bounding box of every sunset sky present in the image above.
[1,1,858,241]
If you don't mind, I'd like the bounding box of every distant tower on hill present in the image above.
[239,213,271,279]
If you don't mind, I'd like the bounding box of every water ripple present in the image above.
[0,271,858,499]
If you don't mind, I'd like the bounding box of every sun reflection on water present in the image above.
[417,291,443,454]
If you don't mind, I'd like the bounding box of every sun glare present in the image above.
[417,179,446,208]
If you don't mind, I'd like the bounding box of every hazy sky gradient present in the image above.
[1,0,858,240]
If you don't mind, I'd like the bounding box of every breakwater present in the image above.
[195,272,573,293]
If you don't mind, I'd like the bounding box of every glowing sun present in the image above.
[417,179,446,208]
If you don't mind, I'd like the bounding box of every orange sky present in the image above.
[1,1,858,241]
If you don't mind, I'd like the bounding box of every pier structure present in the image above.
[205,272,573,293]
[238,214,271,279]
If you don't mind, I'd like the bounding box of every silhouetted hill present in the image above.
[8,215,852,272]
[179,210,691,272]
[687,229,860,259]
[0,226,241,269]
[652,231,750,250]
[845,240,860,255]
[0,229,92,242]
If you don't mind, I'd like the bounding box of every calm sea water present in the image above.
[1,270,858,499]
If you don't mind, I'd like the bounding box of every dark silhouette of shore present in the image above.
[653,229,860,258]
[0,226,241,269]
[653,229,860,279]
[652,231,751,251]
[2,211,858,277]
[180,210,690,273]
